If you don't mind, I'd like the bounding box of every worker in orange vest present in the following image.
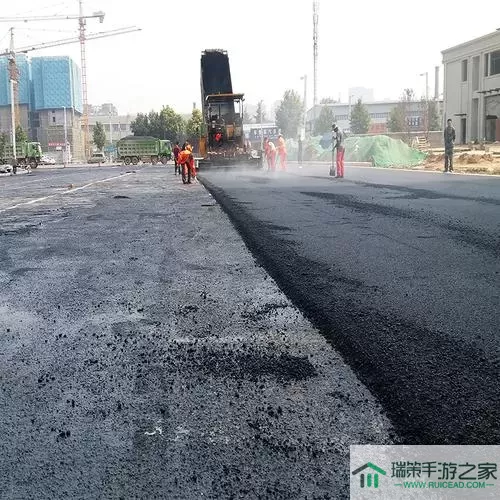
[177,146,196,184]
[277,134,287,170]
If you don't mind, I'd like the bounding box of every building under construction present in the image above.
[0,55,84,159]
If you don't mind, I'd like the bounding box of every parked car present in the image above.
[0,164,13,173]
[88,153,106,164]
[40,155,56,165]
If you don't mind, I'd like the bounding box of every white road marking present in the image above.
[144,426,163,436]
[0,172,134,214]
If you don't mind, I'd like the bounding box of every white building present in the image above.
[305,100,438,135]
[442,29,500,143]
[86,113,136,145]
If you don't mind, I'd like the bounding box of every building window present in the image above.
[113,124,120,132]
[406,116,421,127]
[120,124,127,131]
[52,116,56,123]
[461,59,468,82]
[485,53,490,77]
[490,50,500,76]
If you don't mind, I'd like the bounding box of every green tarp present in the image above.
[287,135,427,167]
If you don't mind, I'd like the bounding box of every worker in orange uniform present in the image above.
[177,146,196,184]
[277,134,287,170]
[332,123,345,178]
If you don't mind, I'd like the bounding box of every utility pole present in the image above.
[10,79,16,167]
[312,1,319,127]
[7,28,20,134]
[420,72,429,101]
[301,74,307,137]
[63,106,68,167]
[109,112,113,163]
[420,72,429,135]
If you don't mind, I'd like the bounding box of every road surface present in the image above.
[1,165,392,499]
[0,163,498,498]
[199,164,500,446]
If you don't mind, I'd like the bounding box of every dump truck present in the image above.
[0,141,42,169]
[198,50,259,167]
[116,136,172,165]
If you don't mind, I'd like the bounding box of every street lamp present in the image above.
[63,106,68,167]
[109,112,113,163]
[419,72,429,101]
[300,74,307,138]
[348,94,355,128]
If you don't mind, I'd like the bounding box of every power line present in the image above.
[0,30,10,47]
[15,27,77,34]
[12,2,71,18]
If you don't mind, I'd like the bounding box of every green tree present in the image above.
[313,105,335,135]
[275,90,303,138]
[350,99,371,134]
[186,108,203,138]
[130,106,185,141]
[15,125,28,143]
[0,131,8,159]
[387,88,416,133]
[387,105,405,132]
[428,100,440,131]
[130,113,149,136]
[243,106,252,124]
[93,121,106,151]
[254,100,267,123]
[159,105,185,141]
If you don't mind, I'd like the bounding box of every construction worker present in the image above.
[267,140,277,171]
[444,118,456,173]
[331,123,345,178]
[173,141,181,175]
[177,146,196,184]
[263,137,270,169]
[277,134,287,170]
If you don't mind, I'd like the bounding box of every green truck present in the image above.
[0,141,42,169]
[116,136,172,165]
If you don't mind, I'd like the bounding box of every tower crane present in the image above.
[0,1,140,158]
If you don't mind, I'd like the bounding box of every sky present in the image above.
[1,0,499,116]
